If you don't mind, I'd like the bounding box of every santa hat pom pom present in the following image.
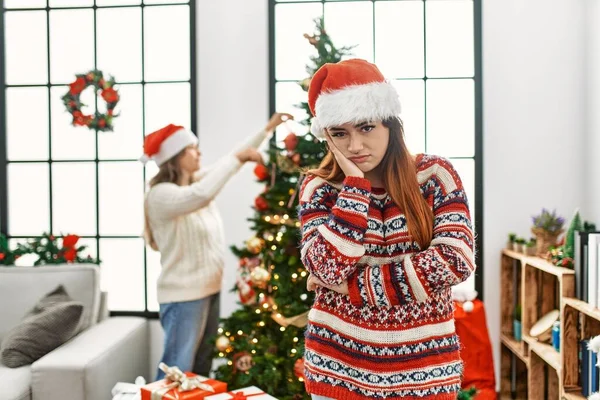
[139,154,149,164]
[588,335,600,353]
[588,392,600,400]
[463,300,474,313]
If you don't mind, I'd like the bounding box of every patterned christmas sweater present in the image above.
[298,154,475,400]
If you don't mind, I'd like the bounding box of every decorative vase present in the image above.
[531,227,562,257]
[513,320,522,342]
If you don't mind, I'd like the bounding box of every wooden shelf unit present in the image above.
[500,249,600,400]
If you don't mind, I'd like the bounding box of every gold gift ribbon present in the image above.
[151,363,216,400]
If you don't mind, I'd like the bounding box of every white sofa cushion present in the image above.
[0,363,31,400]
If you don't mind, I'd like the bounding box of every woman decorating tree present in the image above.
[142,112,292,379]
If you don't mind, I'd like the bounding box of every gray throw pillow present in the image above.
[1,285,84,368]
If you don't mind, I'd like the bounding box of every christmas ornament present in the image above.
[215,335,230,352]
[294,358,305,380]
[300,78,311,91]
[62,69,119,132]
[283,133,299,151]
[246,237,265,254]
[250,266,271,287]
[253,164,269,181]
[236,274,256,305]
[277,154,298,173]
[254,196,269,211]
[303,33,319,47]
[233,351,253,373]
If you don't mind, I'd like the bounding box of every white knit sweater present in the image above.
[146,130,268,304]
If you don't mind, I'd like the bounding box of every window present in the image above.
[269,0,483,295]
[0,0,197,314]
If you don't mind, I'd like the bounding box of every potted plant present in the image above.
[525,237,537,256]
[531,208,565,256]
[513,304,522,342]
[507,233,517,250]
[513,237,526,252]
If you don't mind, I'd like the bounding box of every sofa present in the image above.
[0,265,149,400]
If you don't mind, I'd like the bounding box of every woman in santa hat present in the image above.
[142,113,292,380]
[299,59,475,400]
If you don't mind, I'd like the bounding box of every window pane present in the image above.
[144,83,191,134]
[52,162,97,236]
[98,84,143,160]
[146,247,161,312]
[5,11,48,85]
[49,0,93,7]
[275,82,310,141]
[144,0,188,3]
[6,88,49,161]
[448,158,475,219]
[50,87,97,160]
[49,9,95,84]
[391,80,425,155]
[426,1,474,78]
[324,1,373,62]
[97,8,142,83]
[375,1,424,79]
[426,79,474,157]
[144,5,190,81]
[8,163,50,236]
[100,238,145,311]
[4,0,46,8]
[97,0,141,5]
[99,162,144,235]
[275,3,323,81]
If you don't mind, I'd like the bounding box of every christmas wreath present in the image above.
[62,69,119,132]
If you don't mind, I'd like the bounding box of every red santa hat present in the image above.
[140,124,198,166]
[308,58,401,139]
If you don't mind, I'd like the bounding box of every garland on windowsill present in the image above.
[0,233,100,266]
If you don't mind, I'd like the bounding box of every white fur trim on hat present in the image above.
[152,128,198,166]
[310,81,401,139]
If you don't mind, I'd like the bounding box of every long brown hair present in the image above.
[307,117,434,248]
[143,150,187,251]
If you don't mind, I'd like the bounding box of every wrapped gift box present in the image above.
[205,386,277,400]
[141,372,227,400]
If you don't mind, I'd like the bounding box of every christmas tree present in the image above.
[212,17,352,399]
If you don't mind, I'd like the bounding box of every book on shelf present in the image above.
[580,339,599,397]
[574,231,600,307]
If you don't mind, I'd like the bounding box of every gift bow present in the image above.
[157,362,216,392]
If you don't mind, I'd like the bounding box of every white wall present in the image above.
[148,0,271,377]
[585,0,600,224]
[483,0,587,389]
[196,0,270,320]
